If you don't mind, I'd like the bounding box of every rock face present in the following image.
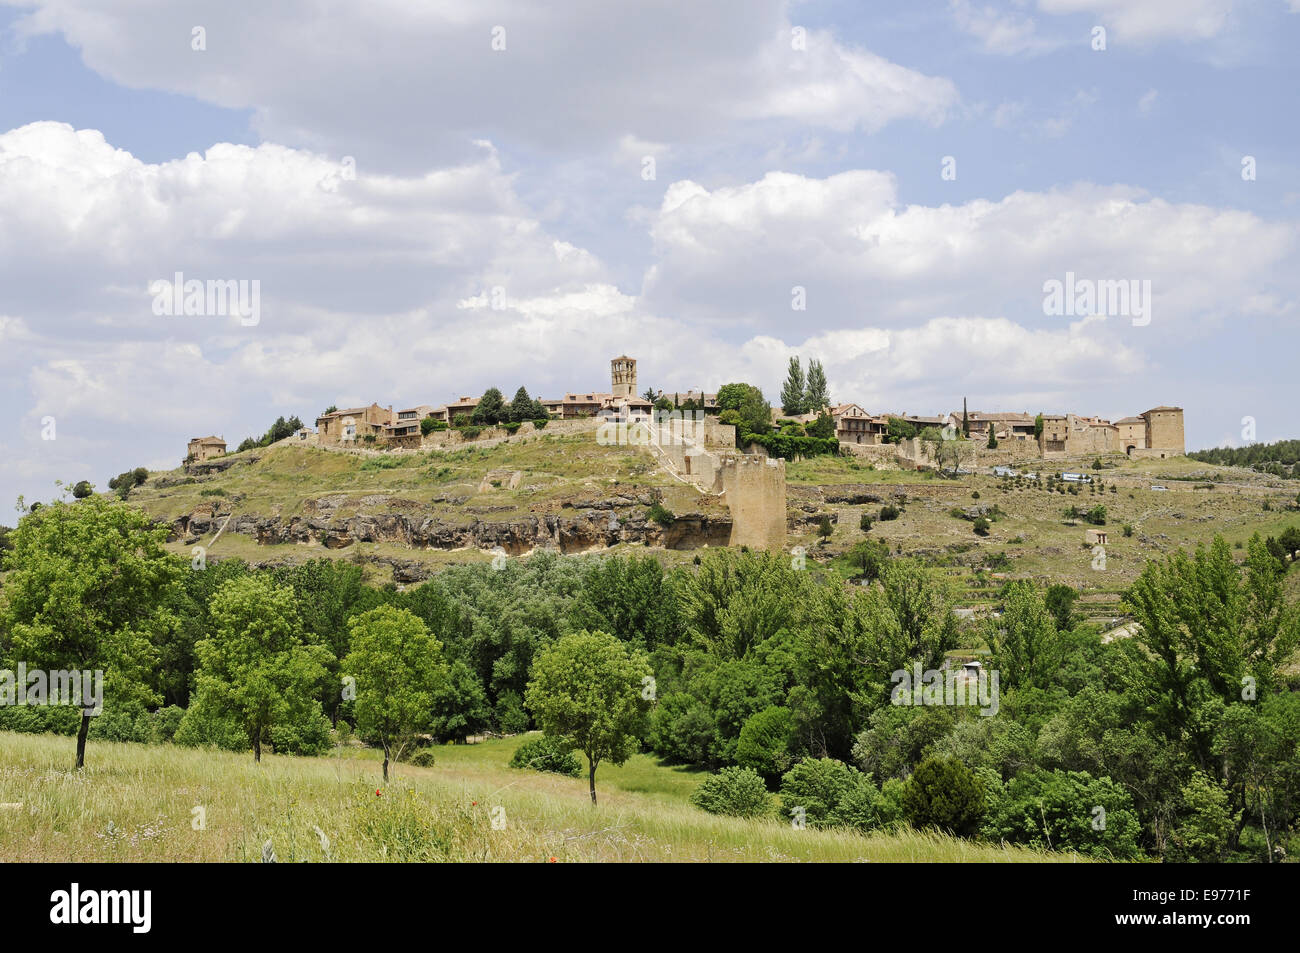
[171,500,731,556]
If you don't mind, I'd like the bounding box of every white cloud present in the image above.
[3,0,958,168]
[1036,0,1237,43]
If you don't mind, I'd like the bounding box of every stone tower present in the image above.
[611,355,637,399]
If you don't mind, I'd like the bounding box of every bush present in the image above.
[420,417,447,435]
[270,709,333,756]
[405,749,438,768]
[199,487,227,496]
[901,757,984,836]
[779,757,874,829]
[1122,523,1134,538]
[980,769,1142,858]
[509,735,582,777]
[501,421,521,434]
[647,502,675,526]
[859,513,873,532]
[459,426,482,440]
[735,706,796,784]
[174,700,249,752]
[532,418,549,429]
[691,766,771,818]
[149,705,186,744]
[71,480,94,499]
[879,504,902,521]
[973,517,991,536]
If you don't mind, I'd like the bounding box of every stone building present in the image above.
[1039,406,1183,459]
[315,403,393,445]
[187,435,226,462]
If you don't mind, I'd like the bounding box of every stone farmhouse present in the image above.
[186,435,226,462]
[1039,407,1183,459]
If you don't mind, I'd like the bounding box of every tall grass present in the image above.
[0,732,1077,863]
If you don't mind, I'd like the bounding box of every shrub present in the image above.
[691,766,771,818]
[174,700,249,752]
[199,487,227,496]
[459,426,482,440]
[420,417,447,435]
[405,749,438,768]
[779,757,872,829]
[859,512,873,532]
[735,706,796,784]
[971,491,980,500]
[270,710,334,756]
[879,504,902,521]
[509,735,582,777]
[981,769,1142,859]
[647,502,675,526]
[501,421,521,434]
[1122,523,1134,538]
[532,418,549,429]
[973,517,991,536]
[901,757,984,836]
[816,515,833,539]
[71,480,94,499]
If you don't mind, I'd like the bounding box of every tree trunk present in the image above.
[588,759,598,805]
[382,739,390,784]
[75,713,90,769]
[254,732,261,763]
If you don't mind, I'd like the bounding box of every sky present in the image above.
[1,0,1297,510]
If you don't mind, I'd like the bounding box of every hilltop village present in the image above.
[187,354,1184,465]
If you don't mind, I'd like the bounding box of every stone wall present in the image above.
[719,455,787,551]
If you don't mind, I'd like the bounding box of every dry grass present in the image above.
[0,732,1074,863]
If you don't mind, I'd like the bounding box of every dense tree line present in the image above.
[1,496,1298,859]
[1189,439,1300,479]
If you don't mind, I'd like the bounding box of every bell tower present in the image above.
[611,355,637,399]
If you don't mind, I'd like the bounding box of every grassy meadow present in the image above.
[0,731,1075,863]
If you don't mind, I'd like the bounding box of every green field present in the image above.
[0,731,1073,863]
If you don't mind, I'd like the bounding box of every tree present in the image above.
[0,497,181,768]
[1034,413,1044,439]
[986,581,1064,690]
[1044,583,1079,632]
[737,386,772,435]
[524,630,651,804]
[781,356,805,414]
[71,480,93,499]
[735,706,797,784]
[716,382,760,414]
[902,757,985,836]
[805,359,829,414]
[807,411,835,440]
[430,659,492,744]
[962,398,970,438]
[472,387,507,426]
[508,386,536,423]
[191,575,332,762]
[346,605,448,781]
[986,427,997,449]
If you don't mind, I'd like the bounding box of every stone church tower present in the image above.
[611,355,637,399]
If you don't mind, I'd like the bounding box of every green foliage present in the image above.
[780,357,806,416]
[879,504,902,521]
[509,735,583,777]
[735,706,796,784]
[472,387,507,426]
[986,581,1065,690]
[71,480,93,499]
[884,417,917,443]
[973,517,990,536]
[778,757,882,830]
[190,575,333,762]
[0,496,181,767]
[859,512,873,532]
[1043,583,1078,632]
[691,766,771,818]
[902,756,985,836]
[805,359,829,413]
[524,629,652,803]
[346,605,448,778]
[420,416,444,436]
[1167,772,1237,862]
[647,502,675,526]
[981,769,1142,859]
